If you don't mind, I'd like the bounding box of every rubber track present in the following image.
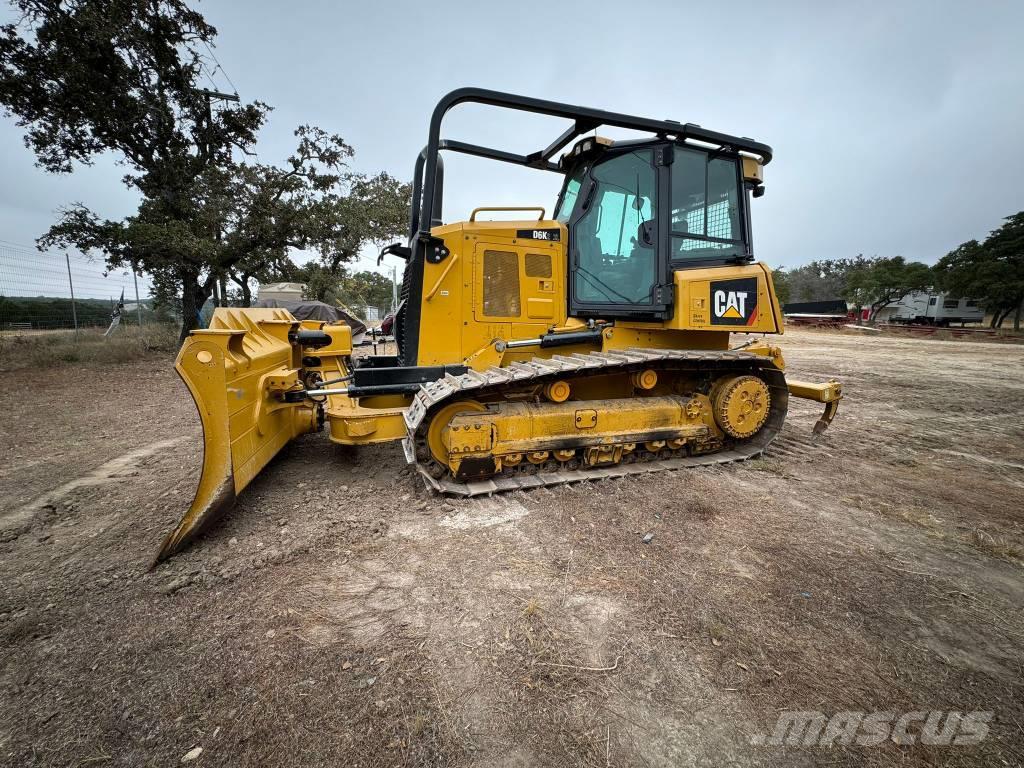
[402,347,788,496]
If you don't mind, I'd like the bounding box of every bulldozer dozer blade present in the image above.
[154,309,320,566]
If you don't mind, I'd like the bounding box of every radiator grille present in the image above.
[524,252,552,278]
[395,257,418,364]
[482,250,520,317]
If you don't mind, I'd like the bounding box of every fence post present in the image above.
[133,268,143,328]
[65,253,79,338]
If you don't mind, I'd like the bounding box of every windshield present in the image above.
[554,166,585,222]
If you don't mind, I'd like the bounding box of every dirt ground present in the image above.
[1,328,1022,767]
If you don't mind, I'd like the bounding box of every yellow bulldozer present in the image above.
[157,88,842,562]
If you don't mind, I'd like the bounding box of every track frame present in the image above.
[403,347,788,496]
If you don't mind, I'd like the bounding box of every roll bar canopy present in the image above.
[410,87,773,240]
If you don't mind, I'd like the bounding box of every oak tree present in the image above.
[842,256,932,322]
[935,213,1024,329]
[1,0,409,340]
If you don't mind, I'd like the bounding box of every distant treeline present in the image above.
[0,295,151,329]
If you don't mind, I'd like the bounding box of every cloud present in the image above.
[3,0,1022,272]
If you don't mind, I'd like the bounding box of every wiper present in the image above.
[576,265,655,305]
[575,265,647,305]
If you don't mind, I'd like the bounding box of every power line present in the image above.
[0,237,38,251]
[201,39,238,97]
[200,62,220,93]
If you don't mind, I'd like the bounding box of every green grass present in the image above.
[0,323,180,371]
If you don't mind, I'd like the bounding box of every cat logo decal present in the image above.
[710,277,759,326]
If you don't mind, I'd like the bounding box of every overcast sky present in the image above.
[2,0,1023,283]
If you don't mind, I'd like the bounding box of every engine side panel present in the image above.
[413,219,569,367]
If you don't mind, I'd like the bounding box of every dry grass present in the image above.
[0,323,179,370]
[872,499,1023,567]
[477,596,621,766]
[746,456,787,476]
[970,528,1024,564]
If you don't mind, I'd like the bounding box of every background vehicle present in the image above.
[887,291,985,326]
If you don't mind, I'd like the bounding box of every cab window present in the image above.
[555,168,584,222]
[670,147,745,261]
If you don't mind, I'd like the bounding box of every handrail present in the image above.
[425,253,460,302]
[408,149,444,239]
[469,206,546,222]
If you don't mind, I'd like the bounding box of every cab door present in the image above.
[568,146,672,320]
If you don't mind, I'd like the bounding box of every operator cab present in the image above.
[553,136,759,320]
[395,87,772,364]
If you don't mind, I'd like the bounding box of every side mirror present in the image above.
[637,220,655,246]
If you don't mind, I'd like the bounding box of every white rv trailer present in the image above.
[888,291,985,326]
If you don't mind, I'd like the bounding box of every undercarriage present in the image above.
[404,348,789,495]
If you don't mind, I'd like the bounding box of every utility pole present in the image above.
[65,253,78,338]
[196,89,240,143]
[391,265,399,313]
[133,266,143,328]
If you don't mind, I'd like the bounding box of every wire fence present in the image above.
[0,238,397,338]
[0,240,156,332]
